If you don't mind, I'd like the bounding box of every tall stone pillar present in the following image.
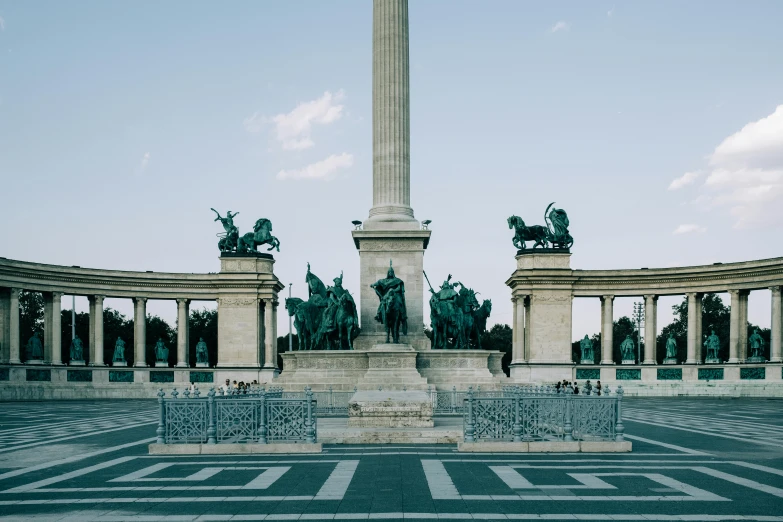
[511,298,519,361]
[50,293,63,365]
[686,293,698,364]
[353,0,430,350]
[9,288,21,364]
[0,289,9,363]
[771,286,782,363]
[523,297,531,361]
[694,295,703,362]
[133,297,147,367]
[176,299,190,368]
[512,296,527,363]
[738,291,749,362]
[728,290,741,363]
[90,295,104,366]
[260,299,276,383]
[600,295,614,365]
[643,295,657,364]
[43,292,54,364]
[272,302,279,371]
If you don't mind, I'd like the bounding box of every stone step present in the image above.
[319,428,462,444]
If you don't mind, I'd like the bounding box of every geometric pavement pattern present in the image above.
[1,398,783,521]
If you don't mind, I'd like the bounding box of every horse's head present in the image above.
[285,297,303,316]
[507,216,523,230]
[483,299,492,314]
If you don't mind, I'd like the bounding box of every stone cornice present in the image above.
[0,257,284,299]
[507,256,783,296]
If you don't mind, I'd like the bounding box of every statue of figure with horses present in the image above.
[507,202,574,251]
[371,260,408,344]
[425,272,492,349]
[285,264,358,350]
[211,209,280,253]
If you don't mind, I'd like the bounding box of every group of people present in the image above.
[219,378,259,393]
[555,379,602,395]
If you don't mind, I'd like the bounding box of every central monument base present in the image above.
[348,390,434,428]
[356,344,428,391]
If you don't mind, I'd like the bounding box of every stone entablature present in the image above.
[508,256,783,297]
[0,256,282,300]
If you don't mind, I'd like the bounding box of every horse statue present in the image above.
[507,215,550,250]
[471,299,492,349]
[317,293,358,350]
[380,287,407,344]
[237,218,281,253]
[285,297,325,351]
[456,288,480,350]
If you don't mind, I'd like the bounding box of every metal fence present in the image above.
[283,387,357,416]
[156,387,316,444]
[463,385,624,442]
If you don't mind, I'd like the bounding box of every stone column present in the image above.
[43,292,54,364]
[513,296,527,363]
[50,293,63,365]
[738,291,749,362]
[523,297,531,361]
[643,295,657,364]
[272,302,279,371]
[694,295,703,362]
[263,299,274,369]
[176,299,190,368]
[511,298,519,361]
[367,0,416,226]
[9,288,21,364]
[600,295,614,364]
[90,295,104,366]
[133,297,147,367]
[686,293,699,364]
[771,286,782,363]
[728,290,741,363]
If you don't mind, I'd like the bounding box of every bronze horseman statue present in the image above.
[508,202,574,250]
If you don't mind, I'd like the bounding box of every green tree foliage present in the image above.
[481,324,512,376]
[276,333,300,371]
[189,308,218,368]
[146,314,176,366]
[19,290,44,347]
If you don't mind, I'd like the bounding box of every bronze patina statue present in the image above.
[212,209,280,253]
[704,330,721,362]
[212,209,240,252]
[748,328,765,362]
[285,264,358,350]
[26,332,43,361]
[620,334,635,363]
[112,337,126,364]
[371,261,408,344]
[154,338,169,365]
[196,337,209,365]
[426,272,492,350]
[70,335,85,362]
[508,202,574,250]
[580,334,594,363]
[665,332,678,362]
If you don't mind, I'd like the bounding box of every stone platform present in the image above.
[318,416,461,444]
[348,390,433,428]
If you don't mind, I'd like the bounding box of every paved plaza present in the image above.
[0,399,781,521]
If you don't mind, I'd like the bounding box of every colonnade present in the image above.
[0,289,280,370]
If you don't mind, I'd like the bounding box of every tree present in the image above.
[19,290,44,348]
[189,308,218,368]
[482,324,512,375]
[276,333,299,371]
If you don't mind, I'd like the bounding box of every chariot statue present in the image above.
[211,209,280,253]
[508,202,574,250]
[371,261,408,344]
[70,335,85,362]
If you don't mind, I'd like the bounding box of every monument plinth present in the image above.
[348,390,434,428]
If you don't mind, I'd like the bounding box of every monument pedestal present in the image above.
[663,358,678,365]
[747,356,767,364]
[70,360,86,366]
[356,344,428,391]
[196,362,209,368]
[348,390,434,428]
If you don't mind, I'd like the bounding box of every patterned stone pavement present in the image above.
[0,398,782,521]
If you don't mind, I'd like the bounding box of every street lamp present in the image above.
[632,301,645,364]
[288,283,293,353]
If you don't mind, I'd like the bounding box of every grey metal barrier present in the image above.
[156,386,316,444]
[428,386,506,415]
[283,386,357,417]
[463,385,624,443]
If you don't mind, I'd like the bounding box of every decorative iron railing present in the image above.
[156,386,317,444]
[283,387,357,416]
[463,385,625,442]
[428,386,508,415]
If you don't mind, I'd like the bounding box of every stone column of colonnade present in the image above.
[739,291,749,363]
[729,290,741,363]
[176,299,190,368]
[771,286,782,363]
[88,295,105,366]
[8,288,21,364]
[43,292,63,365]
[261,299,278,377]
[133,297,147,367]
[643,295,658,364]
[511,295,528,363]
[600,295,614,364]
[686,293,703,364]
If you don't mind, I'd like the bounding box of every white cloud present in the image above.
[276,153,353,181]
[551,21,570,33]
[140,152,150,171]
[247,90,345,151]
[668,170,701,190]
[673,224,706,235]
[674,105,783,228]
[0,16,5,31]
[607,7,614,17]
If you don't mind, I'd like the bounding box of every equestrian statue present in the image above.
[508,202,574,250]
[211,209,280,253]
[425,272,492,350]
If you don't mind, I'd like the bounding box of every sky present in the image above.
[1,1,782,342]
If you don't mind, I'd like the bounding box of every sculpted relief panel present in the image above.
[360,240,424,252]
[218,297,259,307]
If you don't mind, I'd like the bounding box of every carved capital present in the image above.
[133,296,148,305]
[176,298,191,306]
[771,286,782,296]
[601,295,614,303]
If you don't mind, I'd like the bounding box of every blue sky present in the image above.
[1,1,782,340]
